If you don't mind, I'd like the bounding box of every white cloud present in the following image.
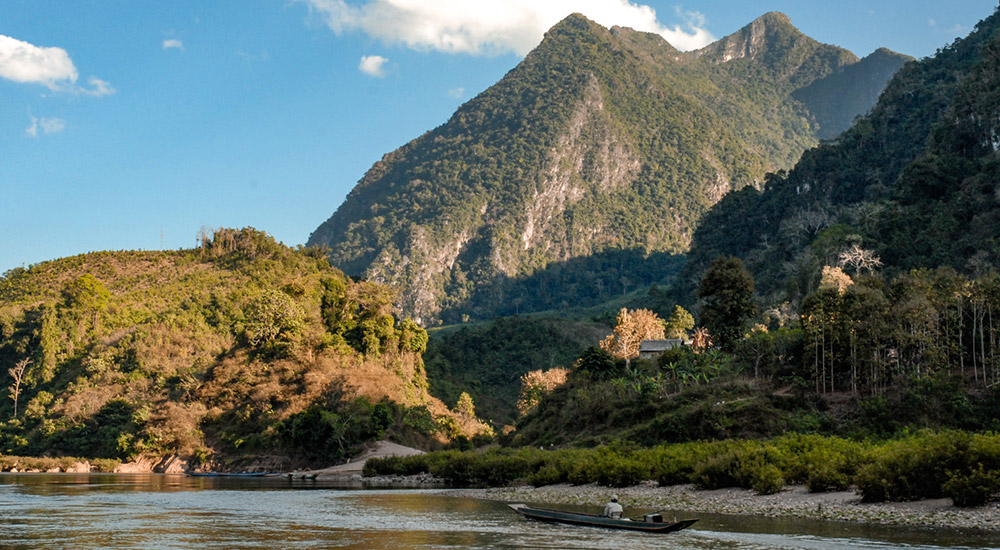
[359,54,389,77]
[447,87,465,98]
[163,39,185,50]
[26,115,65,137]
[82,77,115,97]
[0,34,77,87]
[0,34,114,96]
[301,0,714,56]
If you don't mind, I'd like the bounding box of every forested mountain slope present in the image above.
[679,5,1000,306]
[308,13,908,324]
[0,229,487,467]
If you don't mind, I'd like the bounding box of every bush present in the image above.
[527,464,564,487]
[594,456,649,488]
[773,433,863,492]
[751,463,785,495]
[692,451,744,490]
[943,465,1000,507]
[854,430,999,502]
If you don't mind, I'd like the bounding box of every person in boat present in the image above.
[602,495,624,519]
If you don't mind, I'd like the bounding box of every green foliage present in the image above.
[242,289,304,356]
[61,274,110,314]
[398,318,429,353]
[363,432,1000,501]
[49,399,147,461]
[797,269,1000,401]
[423,316,598,424]
[943,464,1000,507]
[308,13,898,324]
[697,257,758,349]
[575,346,622,380]
[664,306,694,339]
[680,6,1000,310]
[0,228,448,465]
[855,430,1000,503]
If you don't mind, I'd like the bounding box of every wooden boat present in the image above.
[508,503,697,533]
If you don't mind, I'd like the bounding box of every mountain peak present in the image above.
[696,11,811,64]
[545,12,606,38]
[753,11,794,28]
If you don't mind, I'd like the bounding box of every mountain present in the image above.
[308,13,909,324]
[678,5,1000,306]
[0,229,488,467]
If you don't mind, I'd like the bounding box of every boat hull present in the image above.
[508,503,697,533]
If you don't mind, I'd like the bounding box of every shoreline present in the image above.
[448,482,1000,533]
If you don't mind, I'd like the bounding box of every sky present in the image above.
[1,0,997,273]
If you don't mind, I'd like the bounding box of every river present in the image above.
[1,474,996,549]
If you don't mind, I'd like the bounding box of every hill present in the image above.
[678,5,1000,307]
[308,13,909,324]
[0,228,488,468]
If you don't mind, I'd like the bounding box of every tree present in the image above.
[61,274,110,331]
[7,357,30,418]
[243,289,304,354]
[698,256,758,350]
[838,245,882,275]
[455,392,476,418]
[600,308,665,360]
[517,367,569,415]
[820,265,854,294]
[574,346,619,379]
[665,305,695,339]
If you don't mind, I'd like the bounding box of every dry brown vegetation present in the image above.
[1,228,488,465]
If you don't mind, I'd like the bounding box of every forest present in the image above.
[308,12,908,324]
[369,6,1000,504]
[0,228,488,469]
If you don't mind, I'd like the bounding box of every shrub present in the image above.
[751,463,785,495]
[855,430,990,502]
[692,451,744,490]
[649,442,711,486]
[527,464,564,487]
[595,456,649,488]
[943,465,1000,507]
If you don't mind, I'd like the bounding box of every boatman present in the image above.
[602,495,623,519]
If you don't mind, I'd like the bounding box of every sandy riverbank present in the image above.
[452,482,1000,532]
[290,440,427,480]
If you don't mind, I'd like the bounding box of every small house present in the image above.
[638,339,683,360]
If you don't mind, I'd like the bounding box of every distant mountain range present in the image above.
[308,12,909,324]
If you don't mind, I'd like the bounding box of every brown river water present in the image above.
[1,474,996,549]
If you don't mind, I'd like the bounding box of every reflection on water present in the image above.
[1,474,997,550]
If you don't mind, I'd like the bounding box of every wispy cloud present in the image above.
[301,0,714,56]
[162,39,185,50]
[0,34,114,96]
[26,115,66,137]
[447,87,465,99]
[358,54,389,77]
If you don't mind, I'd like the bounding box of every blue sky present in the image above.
[1,0,997,272]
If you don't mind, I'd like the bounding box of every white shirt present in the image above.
[603,501,623,517]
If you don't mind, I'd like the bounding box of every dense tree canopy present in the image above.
[697,257,758,349]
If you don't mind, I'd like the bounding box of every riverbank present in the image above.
[454,482,1000,532]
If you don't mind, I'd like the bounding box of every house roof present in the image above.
[638,339,682,352]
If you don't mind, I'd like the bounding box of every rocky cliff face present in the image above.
[308,13,909,324]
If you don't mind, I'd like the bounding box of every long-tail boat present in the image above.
[508,503,697,533]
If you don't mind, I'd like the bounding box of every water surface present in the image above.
[1,474,996,549]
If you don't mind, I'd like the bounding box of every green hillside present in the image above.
[308,13,908,325]
[431,7,1000,452]
[679,5,1000,307]
[0,229,488,468]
